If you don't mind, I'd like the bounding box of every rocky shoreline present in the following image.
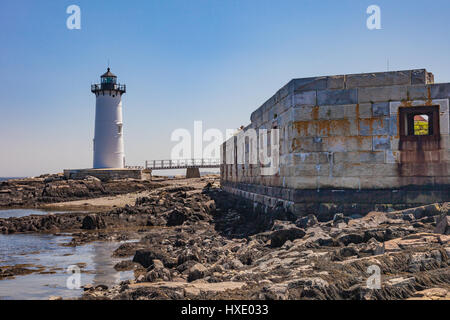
[0,175,449,300]
[0,174,162,208]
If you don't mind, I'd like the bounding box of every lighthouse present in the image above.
[64,69,149,181]
[91,68,126,169]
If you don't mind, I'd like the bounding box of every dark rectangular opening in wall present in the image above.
[399,106,440,139]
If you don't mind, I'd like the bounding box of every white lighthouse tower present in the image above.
[91,68,126,169]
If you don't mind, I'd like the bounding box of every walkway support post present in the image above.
[186,167,200,178]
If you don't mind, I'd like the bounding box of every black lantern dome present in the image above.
[91,68,126,95]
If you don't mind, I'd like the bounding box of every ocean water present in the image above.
[0,209,69,219]
[0,207,134,300]
[0,178,136,299]
[0,233,135,300]
[0,177,25,182]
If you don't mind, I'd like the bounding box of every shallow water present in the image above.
[0,209,56,219]
[0,177,25,182]
[0,233,134,300]
[0,208,89,219]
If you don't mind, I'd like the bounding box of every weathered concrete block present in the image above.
[318,105,340,119]
[332,163,398,177]
[359,118,390,136]
[399,163,450,177]
[359,177,402,189]
[284,176,317,189]
[440,112,449,135]
[325,136,372,152]
[408,85,428,100]
[274,83,291,102]
[389,101,402,115]
[430,83,450,99]
[261,96,276,114]
[279,166,291,177]
[358,86,407,103]
[262,110,270,123]
[358,103,372,118]
[441,135,450,150]
[280,154,293,167]
[385,150,400,163]
[343,104,358,118]
[293,163,331,176]
[388,115,398,136]
[250,107,263,123]
[346,70,411,89]
[372,102,390,116]
[318,89,358,105]
[292,119,358,137]
[327,75,345,90]
[270,106,280,121]
[291,121,316,137]
[333,151,385,164]
[290,137,325,153]
[277,109,293,127]
[433,98,449,112]
[390,137,399,150]
[411,69,427,85]
[406,189,443,205]
[317,177,361,189]
[293,105,316,121]
[434,175,450,185]
[373,136,391,150]
[272,103,283,118]
[292,77,328,92]
[278,94,294,114]
[293,91,316,106]
[293,152,331,164]
[317,105,357,120]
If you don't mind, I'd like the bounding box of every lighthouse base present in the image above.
[63,168,151,182]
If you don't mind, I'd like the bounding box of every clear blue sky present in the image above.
[1,0,450,176]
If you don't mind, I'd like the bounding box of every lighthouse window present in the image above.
[102,77,115,84]
[117,124,123,134]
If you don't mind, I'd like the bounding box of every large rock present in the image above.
[305,227,334,246]
[332,213,345,225]
[133,249,166,268]
[270,226,306,248]
[188,263,207,282]
[166,209,187,226]
[177,249,200,265]
[434,215,450,235]
[287,277,329,291]
[81,214,106,230]
[337,233,364,246]
[389,204,444,220]
[145,260,172,282]
[296,215,318,229]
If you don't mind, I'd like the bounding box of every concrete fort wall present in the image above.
[220,69,450,220]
